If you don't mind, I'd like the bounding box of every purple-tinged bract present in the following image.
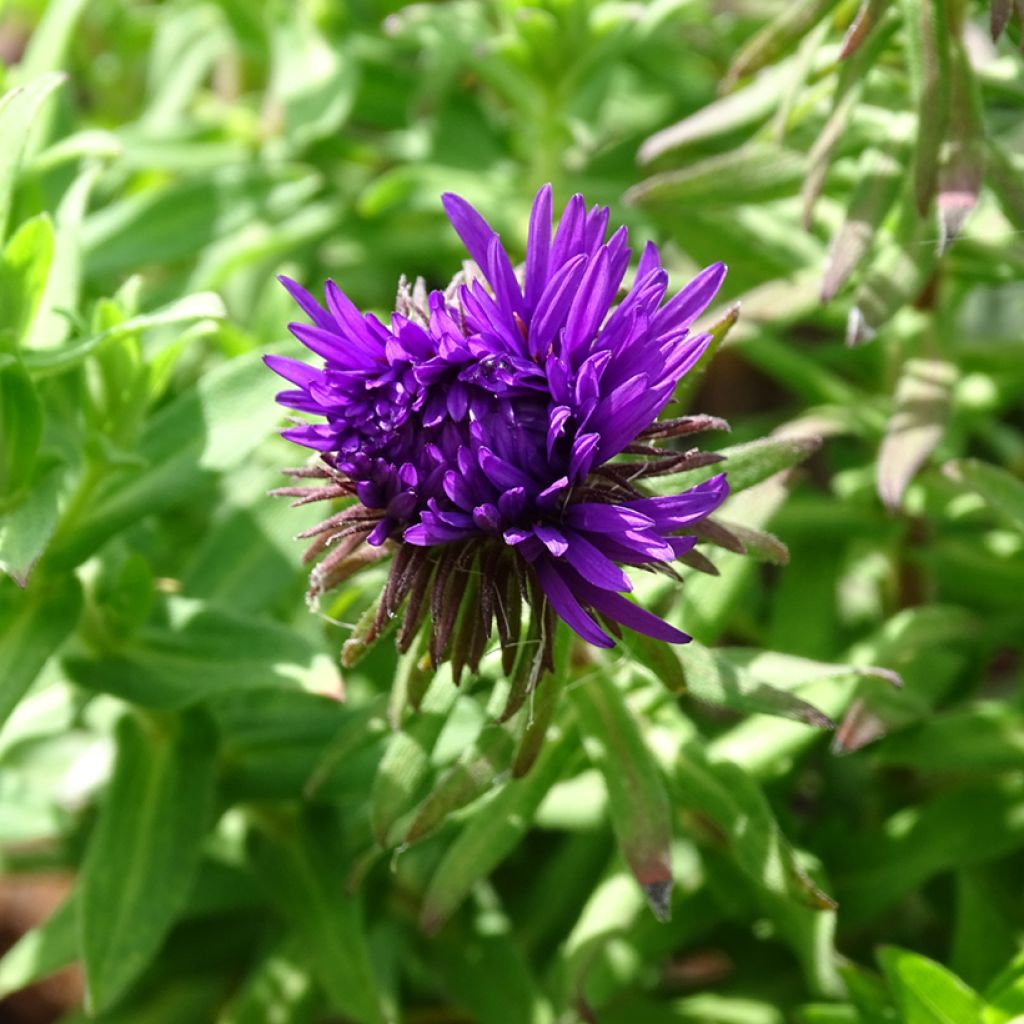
[268,185,730,686]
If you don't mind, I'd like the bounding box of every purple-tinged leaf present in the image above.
[937,37,985,252]
[821,145,903,303]
[990,0,1012,41]
[840,0,890,58]
[877,356,955,510]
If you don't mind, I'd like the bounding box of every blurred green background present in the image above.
[1,0,1024,1021]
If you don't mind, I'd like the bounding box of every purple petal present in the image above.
[442,192,498,273]
[264,354,319,388]
[653,262,727,336]
[582,583,691,644]
[529,254,588,357]
[534,523,569,557]
[564,504,655,533]
[524,184,553,313]
[534,560,614,648]
[562,531,632,592]
[279,275,334,331]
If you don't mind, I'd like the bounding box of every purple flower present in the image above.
[268,185,730,686]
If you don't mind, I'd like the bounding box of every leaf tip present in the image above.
[641,879,673,923]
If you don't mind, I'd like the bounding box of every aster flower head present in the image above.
[268,185,731,692]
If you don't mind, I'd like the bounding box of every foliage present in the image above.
[0,1,1022,1022]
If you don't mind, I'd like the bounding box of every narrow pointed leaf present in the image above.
[840,0,891,58]
[371,673,458,847]
[674,745,836,910]
[249,816,391,1024]
[420,725,573,934]
[0,893,77,999]
[571,668,674,920]
[902,0,952,215]
[938,37,985,252]
[0,572,81,726]
[79,709,218,1013]
[877,357,956,509]
[0,73,67,242]
[821,144,904,302]
[721,0,841,92]
[627,146,807,208]
[878,947,984,1024]
[847,196,937,344]
[404,721,516,846]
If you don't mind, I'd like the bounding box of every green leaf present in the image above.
[78,708,218,1013]
[651,434,821,497]
[878,947,984,1024]
[371,672,459,847]
[269,11,358,150]
[626,145,808,208]
[47,350,275,568]
[21,290,225,375]
[943,458,1024,532]
[901,0,952,215]
[0,463,63,585]
[571,667,674,920]
[672,744,836,911]
[64,599,337,709]
[0,73,67,242]
[821,144,905,302]
[420,724,574,934]
[0,213,54,348]
[0,572,81,727]
[0,892,77,999]
[721,0,840,91]
[0,356,44,498]
[248,814,392,1024]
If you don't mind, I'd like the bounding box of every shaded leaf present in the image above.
[79,709,218,1013]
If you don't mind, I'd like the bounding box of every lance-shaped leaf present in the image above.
[371,672,459,847]
[638,68,785,164]
[943,458,1024,533]
[654,434,821,497]
[938,36,985,252]
[721,0,841,93]
[0,214,54,347]
[78,709,218,1013]
[513,619,574,777]
[0,893,77,999]
[571,668,674,921]
[248,815,392,1024]
[987,139,1024,231]
[840,0,891,58]
[0,572,81,727]
[847,195,937,344]
[877,356,956,510]
[878,947,984,1023]
[673,744,836,910]
[676,641,836,728]
[0,73,67,242]
[902,0,952,215]
[0,356,44,502]
[802,14,897,227]
[821,143,904,303]
[626,145,807,208]
[403,721,517,846]
[419,724,574,934]
[0,464,63,587]
[674,302,740,405]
